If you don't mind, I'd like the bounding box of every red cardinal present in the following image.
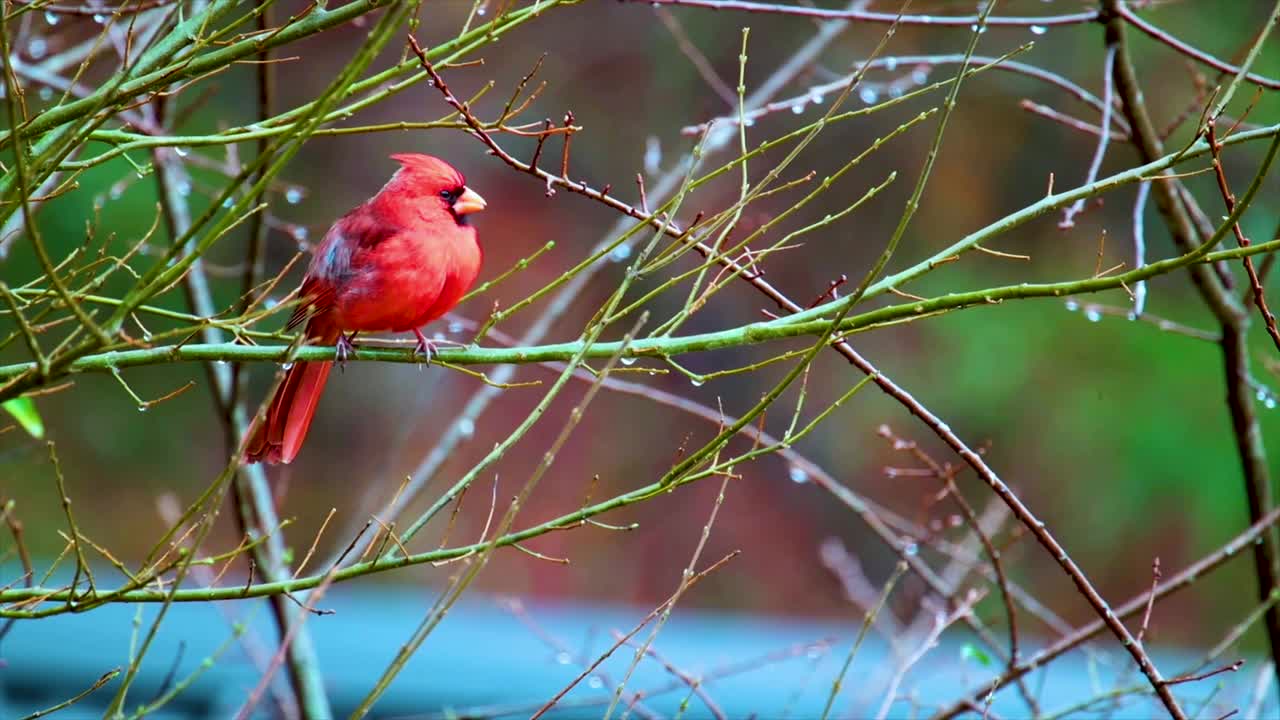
[244,154,486,464]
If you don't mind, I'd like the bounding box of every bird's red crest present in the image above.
[389,153,466,190]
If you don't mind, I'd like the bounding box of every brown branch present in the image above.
[1163,659,1245,687]
[1207,119,1280,352]
[933,505,1280,719]
[626,0,1099,27]
[1103,0,1280,697]
[876,425,1024,682]
[1113,1,1280,90]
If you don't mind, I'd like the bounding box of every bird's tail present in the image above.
[243,319,339,465]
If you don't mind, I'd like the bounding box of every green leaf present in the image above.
[960,642,992,667]
[3,396,45,439]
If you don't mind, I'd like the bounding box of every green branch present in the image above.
[3,234,1277,383]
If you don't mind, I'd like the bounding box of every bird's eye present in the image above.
[439,189,458,203]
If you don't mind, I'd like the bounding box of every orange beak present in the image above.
[454,186,486,215]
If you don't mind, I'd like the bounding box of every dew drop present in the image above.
[903,542,919,557]
[137,405,149,413]
[809,92,824,104]
[1064,300,1079,312]
[1266,397,1277,410]
[620,356,637,366]
[448,321,465,334]
[476,3,487,15]
[44,10,59,24]
[609,244,632,263]
[790,103,805,114]
[1084,309,1102,322]
[92,12,106,23]
[1030,25,1047,36]
[141,332,152,342]
[222,197,234,209]
[889,86,904,99]
[555,651,571,665]
[690,376,705,387]
[285,186,304,204]
[788,465,809,484]
[587,675,604,689]
[214,359,228,366]
[1257,390,1268,403]
[291,226,309,241]
[911,69,928,85]
[858,87,879,104]
[38,87,53,101]
[173,146,189,158]
[28,38,48,60]
[281,362,294,370]
[457,418,475,438]
[884,57,898,71]
[743,117,755,127]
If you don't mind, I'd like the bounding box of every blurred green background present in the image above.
[5,0,1280,658]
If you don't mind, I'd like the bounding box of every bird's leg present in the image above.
[335,331,358,370]
[411,328,437,364]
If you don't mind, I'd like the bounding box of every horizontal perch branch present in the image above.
[3,234,1277,382]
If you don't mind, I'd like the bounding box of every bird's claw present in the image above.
[335,332,357,371]
[412,329,436,364]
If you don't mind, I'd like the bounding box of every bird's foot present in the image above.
[412,328,437,364]
[335,332,358,370]
[411,329,468,365]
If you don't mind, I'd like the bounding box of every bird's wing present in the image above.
[286,202,406,333]
[285,275,334,332]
